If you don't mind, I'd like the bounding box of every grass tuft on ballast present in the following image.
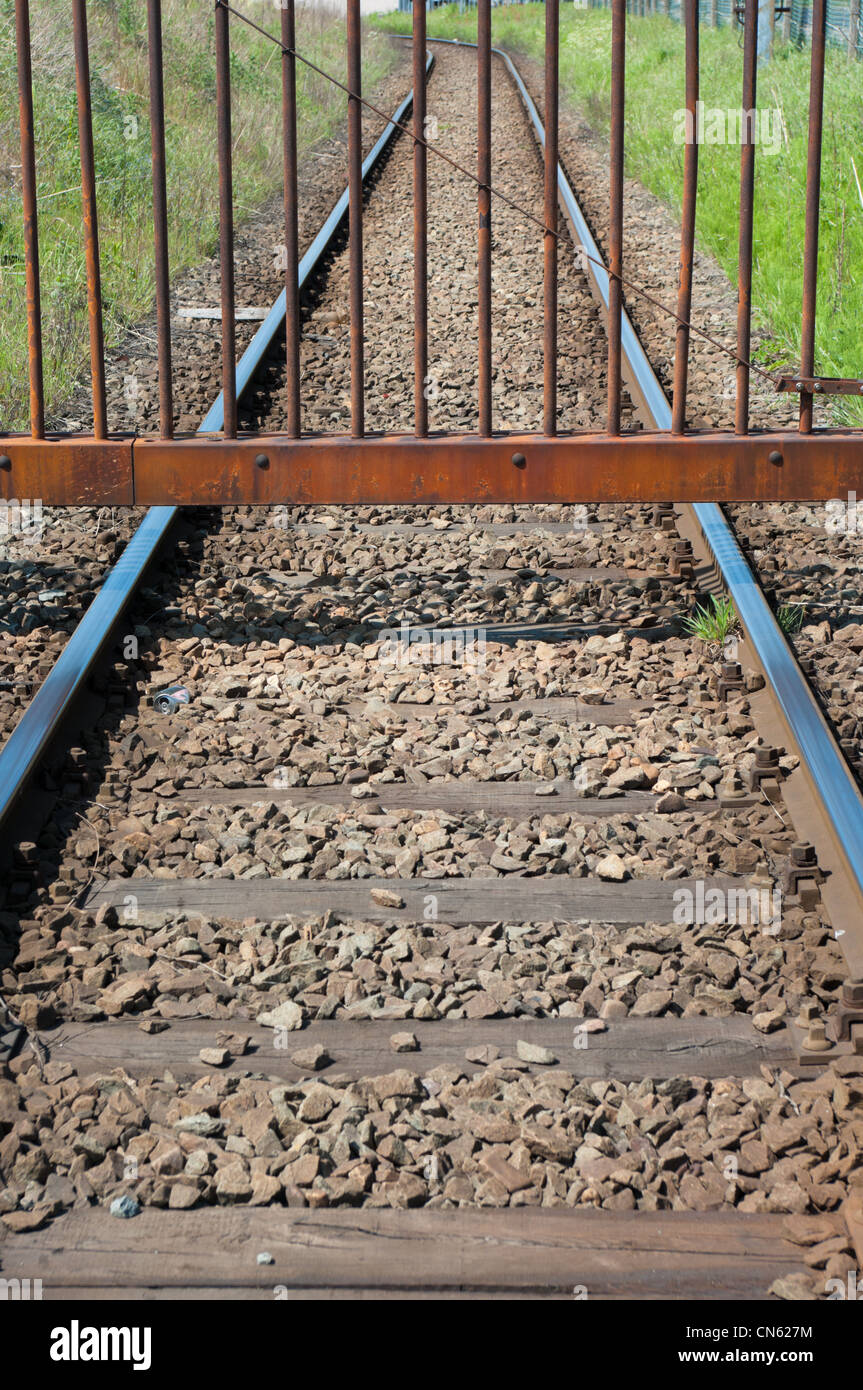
[776,602,805,635]
[682,593,740,645]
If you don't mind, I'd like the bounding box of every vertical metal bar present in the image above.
[799,0,825,434]
[72,0,108,440]
[215,0,237,438]
[413,0,428,437]
[671,0,699,434]
[14,0,44,439]
[711,0,718,25]
[347,0,364,438]
[736,0,757,435]
[607,0,625,434]
[477,0,492,436]
[543,0,559,436]
[146,0,173,439]
[281,0,300,438]
[849,0,860,56]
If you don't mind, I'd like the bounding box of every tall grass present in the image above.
[374,4,863,425]
[0,0,396,429]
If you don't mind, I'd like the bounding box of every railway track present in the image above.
[1,26,862,1311]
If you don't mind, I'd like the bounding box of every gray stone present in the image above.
[109,1195,140,1220]
[258,1000,305,1031]
[515,1039,557,1065]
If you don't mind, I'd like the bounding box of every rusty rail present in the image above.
[281,0,301,440]
[14,0,44,441]
[477,0,493,437]
[413,0,429,438]
[147,0,173,440]
[215,0,238,440]
[671,0,698,434]
[543,0,559,436]
[71,0,108,440]
[735,0,757,436]
[799,0,827,435]
[607,0,625,435]
[347,0,364,439]
[3,0,862,507]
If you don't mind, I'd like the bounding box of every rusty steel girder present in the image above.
[2,430,863,506]
[0,434,133,504]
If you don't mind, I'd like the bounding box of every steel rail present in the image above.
[0,503,176,838]
[0,60,433,835]
[431,34,863,957]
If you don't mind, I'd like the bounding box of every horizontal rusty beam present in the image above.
[775,375,863,398]
[1,430,863,505]
[105,430,863,505]
[0,434,133,504]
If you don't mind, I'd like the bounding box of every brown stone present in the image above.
[478,1150,532,1193]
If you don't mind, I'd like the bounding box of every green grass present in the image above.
[682,593,740,645]
[373,5,863,426]
[776,601,805,634]
[0,0,396,430]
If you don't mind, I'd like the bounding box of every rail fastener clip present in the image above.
[151,684,191,716]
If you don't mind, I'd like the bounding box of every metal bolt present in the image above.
[801,1019,832,1052]
[254,453,270,470]
[812,381,823,392]
[841,979,863,1006]
[0,455,10,471]
[511,452,526,469]
[755,744,779,767]
[790,841,816,867]
[719,773,745,800]
[767,450,783,466]
[795,1000,819,1027]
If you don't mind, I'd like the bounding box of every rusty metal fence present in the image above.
[457,0,861,52]
[607,0,863,56]
[4,0,863,507]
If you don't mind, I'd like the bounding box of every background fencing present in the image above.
[397,0,862,57]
